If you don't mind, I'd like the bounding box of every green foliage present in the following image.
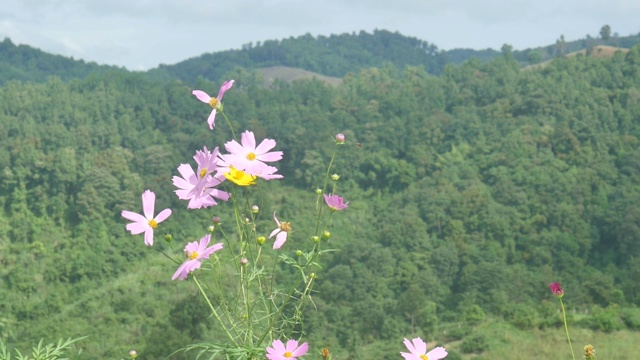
[460,332,488,354]
[0,337,86,360]
[2,35,640,357]
[579,305,625,332]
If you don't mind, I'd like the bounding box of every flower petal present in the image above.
[427,347,448,360]
[155,208,172,223]
[144,229,154,246]
[257,150,283,162]
[141,190,156,219]
[403,338,418,355]
[412,337,427,355]
[291,341,308,357]
[269,228,281,239]
[192,90,212,103]
[217,80,234,100]
[125,222,147,235]
[254,138,277,155]
[199,242,223,260]
[273,231,287,249]
[224,139,245,155]
[271,340,286,353]
[241,130,256,150]
[207,110,217,130]
[285,340,299,353]
[121,210,146,223]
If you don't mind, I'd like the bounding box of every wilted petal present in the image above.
[273,231,287,249]
[207,110,217,130]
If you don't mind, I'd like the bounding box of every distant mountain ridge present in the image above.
[0,37,124,84]
[146,30,445,83]
[1,29,639,85]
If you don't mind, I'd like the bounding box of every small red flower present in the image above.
[549,282,564,297]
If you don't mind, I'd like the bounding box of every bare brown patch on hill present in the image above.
[257,66,343,87]
[524,45,630,70]
[570,45,630,58]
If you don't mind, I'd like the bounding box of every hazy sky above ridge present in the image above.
[1,0,638,70]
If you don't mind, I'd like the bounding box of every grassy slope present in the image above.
[456,319,638,360]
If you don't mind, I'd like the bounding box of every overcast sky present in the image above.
[1,0,638,71]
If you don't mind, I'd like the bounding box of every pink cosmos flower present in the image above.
[323,193,349,211]
[266,339,308,360]
[121,190,172,246]
[172,234,223,281]
[269,211,291,250]
[218,130,283,178]
[192,80,234,130]
[401,337,447,360]
[172,163,230,209]
[549,282,564,297]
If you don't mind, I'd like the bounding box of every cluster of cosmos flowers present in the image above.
[262,337,448,360]
[121,80,371,358]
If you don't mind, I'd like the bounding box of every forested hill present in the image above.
[146,30,446,83]
[3,29,639,86]
[0,38,125,84]
[2,41,640,358]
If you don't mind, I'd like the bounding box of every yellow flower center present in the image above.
[208,98,219,108]
[284,351,292,358]
[148,219,158,229]
[188,251,199,260]
[199,168,208,178]
[420,355,429,360]
[280,222,292,232]
[246,152,256,161]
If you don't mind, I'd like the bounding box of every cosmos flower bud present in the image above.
[331,174,340,181]
[335,133,345,143]
[208,225,215,233]
[164,234,173,243]
[129,350,138,359]
[240,258,248,266]
[322,230,331,240]
[315,188,323,195]
[251,205,260,214]
[212,216,221,224]
[257,236,266,246]
[309,272,316,279]
[296,250,303,257]
[312,235,320,243]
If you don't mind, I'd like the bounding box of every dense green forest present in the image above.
[2,30,640,359]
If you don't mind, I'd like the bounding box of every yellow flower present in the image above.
[224,166,257,186]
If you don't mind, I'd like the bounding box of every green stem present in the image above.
[193,275,237,346]
[559,298,576,360]
[220,110,237,140]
